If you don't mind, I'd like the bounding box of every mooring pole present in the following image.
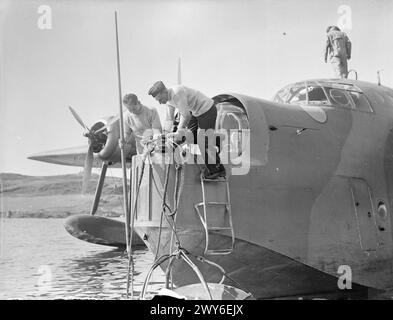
[114,11,131,255]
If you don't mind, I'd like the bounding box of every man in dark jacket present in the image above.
[324,26,352,78]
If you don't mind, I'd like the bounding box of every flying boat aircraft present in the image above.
[29,11,393,299]
[30,76,393,299]
[128,78,393,299]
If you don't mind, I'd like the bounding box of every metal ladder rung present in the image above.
[208,227,232,231]
[195,202,230,208]
[207,201,229,206]
[196,202,229,207]
[195,173,235,256]
[205,249,233,255]
[202,178,228,183]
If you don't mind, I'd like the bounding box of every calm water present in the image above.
[3,219,393,300]
[0,218,165,300]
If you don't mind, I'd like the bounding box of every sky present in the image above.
[1,0,393,176]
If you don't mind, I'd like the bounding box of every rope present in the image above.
[125,146,151,299]
[143,138,186,292]
[148,154,185,293]
[126,139,177,299]
[125,243,134,299]
[140,246,213,300]
[134,134,244,300]
[139,253,173,299]
[192,253,254,298]
[154,162,171,260]
[148,153,181,244]
[166,163,186,288]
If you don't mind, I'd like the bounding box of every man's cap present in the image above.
[148,81,166,97]
[327,25,340,33]
[123,93,138,106]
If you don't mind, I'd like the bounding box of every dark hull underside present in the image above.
[64,214,145,248]
[136,226,371,299]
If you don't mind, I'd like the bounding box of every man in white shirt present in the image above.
[123,93,162,154]
[148,81,225,179]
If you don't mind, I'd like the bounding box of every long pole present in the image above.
[114,11,131,254]
[177,57,181,85]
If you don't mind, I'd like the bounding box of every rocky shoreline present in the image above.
[2,209,123,219]
[0,173,125,219]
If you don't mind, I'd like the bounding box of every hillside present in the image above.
[0,173,127,218]
[0,173,124,196]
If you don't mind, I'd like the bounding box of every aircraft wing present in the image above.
[28,145,120,168]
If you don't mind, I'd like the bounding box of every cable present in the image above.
[125,148,151,299]
[191,252,254,298]
[134,135,227,300]
[154,162,170,260]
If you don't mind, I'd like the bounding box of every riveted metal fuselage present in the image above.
[133,79,393,295]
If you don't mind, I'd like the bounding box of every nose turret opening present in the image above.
[214,95,250,161]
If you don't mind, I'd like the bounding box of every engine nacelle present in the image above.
[90,116,137,164]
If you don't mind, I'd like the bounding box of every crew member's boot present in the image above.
[204,163,226,180]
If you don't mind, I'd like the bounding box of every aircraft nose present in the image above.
[214,94,272,169]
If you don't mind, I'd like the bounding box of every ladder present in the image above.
[194,173,235,255]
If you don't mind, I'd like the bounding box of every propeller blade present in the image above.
[82,143,94,194]
[69,106,90,132]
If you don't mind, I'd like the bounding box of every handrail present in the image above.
[348,69,358,80]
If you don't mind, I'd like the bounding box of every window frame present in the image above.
[274,81,374,113]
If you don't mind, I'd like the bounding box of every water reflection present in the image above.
[5,219,393,300]
[0,219,165,299]
[54,248,162,299]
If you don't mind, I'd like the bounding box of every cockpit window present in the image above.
[273,86,290,104]
[274,81,373,113]
[307,86,329,105]
[348,91,373,112]
[324,87,353,109]
[288,85,308,104]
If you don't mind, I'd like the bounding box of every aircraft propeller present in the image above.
[82,143,94,194]
[68,106,96,194]
[69,106,90,133]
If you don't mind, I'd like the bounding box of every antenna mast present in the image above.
[377,70,383,86]
[177,57,182,85]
